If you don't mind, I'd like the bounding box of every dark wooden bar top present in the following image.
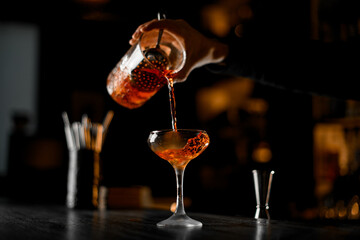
[1,199,360,240]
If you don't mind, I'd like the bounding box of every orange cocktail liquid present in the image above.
[107,72,159,109]
[167,77,177,131]
[107,64,174,109]
[155,131,210,170]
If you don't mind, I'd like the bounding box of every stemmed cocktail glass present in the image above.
[148,129,210,227]
[106,14,206,227]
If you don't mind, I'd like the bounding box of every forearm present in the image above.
[206,38,265,82]
[206,38,360,101]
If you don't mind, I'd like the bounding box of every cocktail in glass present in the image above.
[148,129,210,227]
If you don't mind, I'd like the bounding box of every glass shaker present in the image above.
[106,22,186,109]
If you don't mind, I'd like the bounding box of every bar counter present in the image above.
[1,199,360,240]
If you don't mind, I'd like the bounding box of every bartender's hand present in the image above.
[130,19,229,82]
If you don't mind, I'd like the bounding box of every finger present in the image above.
[129,38,137,45]
[138,19,159,32]
[130,32,140,44]
[129,19,158,45]
[133,24,145,37]
[131,24,146,40]
[142,19,174,32]
[172,70,189,83]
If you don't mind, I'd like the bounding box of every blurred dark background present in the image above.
[1,0,360,221]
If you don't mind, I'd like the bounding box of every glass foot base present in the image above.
[157,214,202,228]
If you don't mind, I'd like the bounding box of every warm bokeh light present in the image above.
[244,98,268,116]
[196,77,254,122]
[201,0,253,37]
[350,202,359,217]
[313,124,348,199]
[252,141,272,163]
[336,201,347,219]
[170,202,176,213]
[348,196,360,219]
[202,4,230,37]
[325,208,335,219]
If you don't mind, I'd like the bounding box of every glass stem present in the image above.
[174,168,186,215]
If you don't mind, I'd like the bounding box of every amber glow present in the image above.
[169,198,192,213]
[244,99,268,116]
[170,202,176,213]
[313,124,348,199]
[351,202,359,217]
[347,196,360,219]
[107,61,173,109]
[252,142,272,163]
[336,201,347,219]
[201,1,253,37]
[154,132,210,169]
[325,208,335,219]
[196,78,254,122]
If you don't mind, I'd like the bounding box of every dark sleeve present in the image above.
[207,37,360,101]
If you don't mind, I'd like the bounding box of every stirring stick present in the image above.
[102,110,114,133]
[79,121,86,148]
[72,122,80,150]
[95,125,103,153]
[102,110,114,145]
[82,114,91,149]
[155,12,166,49]
[91,124,96,151]
[62,112,75,150]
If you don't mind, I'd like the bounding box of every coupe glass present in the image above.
[148,129,210,227]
